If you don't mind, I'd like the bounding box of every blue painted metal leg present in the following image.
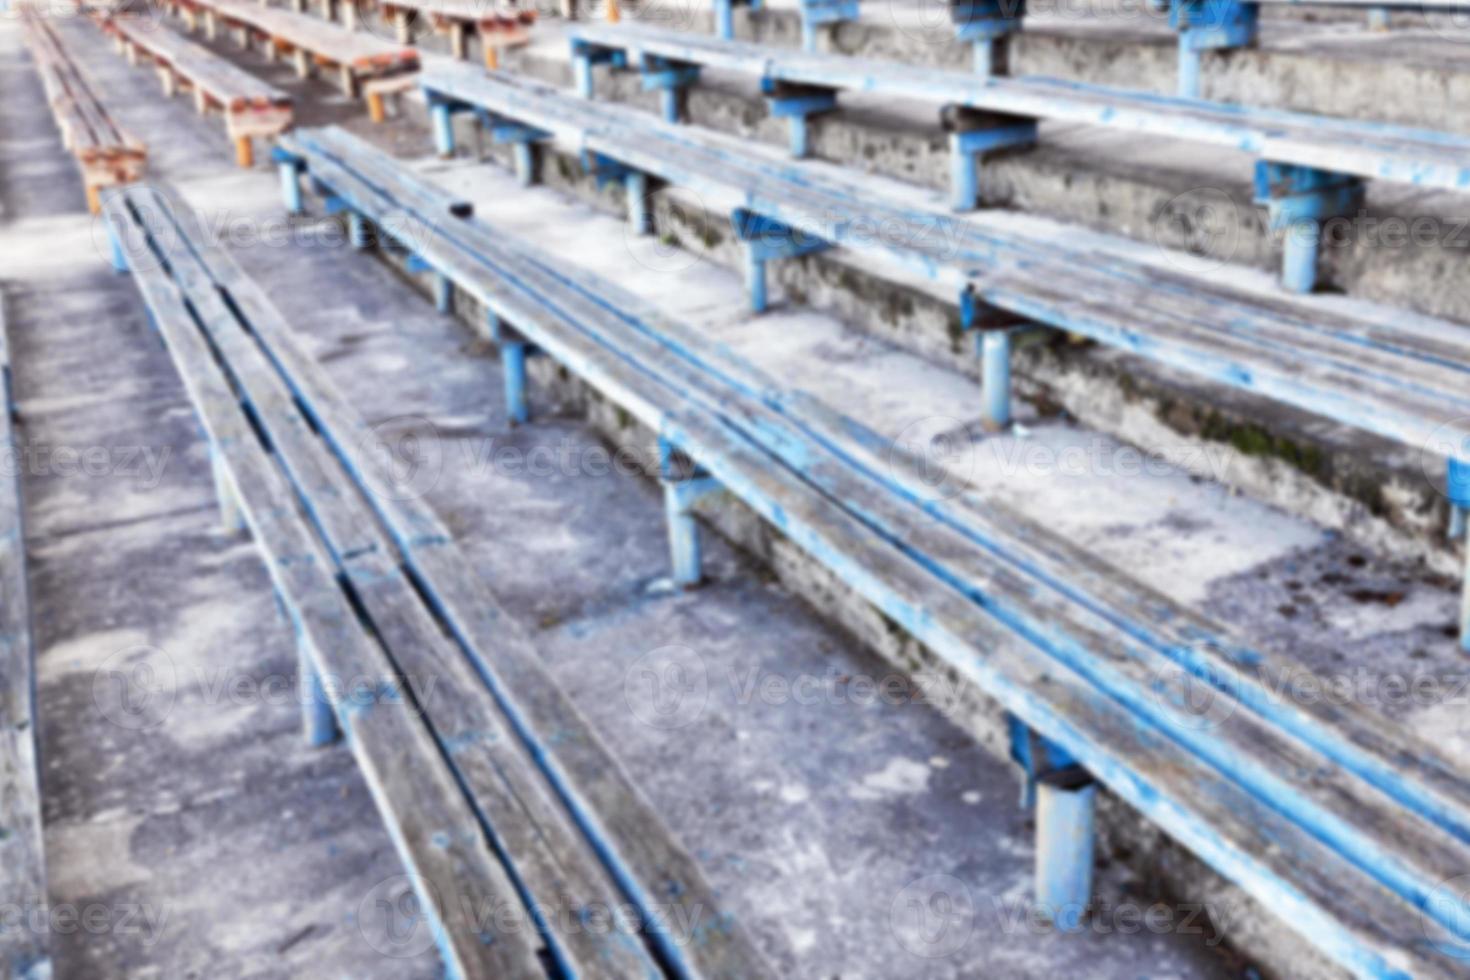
[1281,221,1319,294]
[658,439,722,588]
[434,273,452,313]
[744,245,768,313]
[278,161,303,214]
[625,170,649,235]
[574,53,595,98]
[107,227,129,274]
[973,36,997,75]
[664,480,704,587]
[1450,457,1470,651]
[801,17,817,51]
[715,0,735,38]
[949,132,980,213]
[348,211,370,249]
[660,87,679,124]
[513,142,534,187]
[981,329,1012,430]
[1036,777,1097,931]
[1254,162,1363,294]
[1177,43,1202,100]
[432,102,455,158]
[764,81,836,159]
[946,117,1038,211]
[1367,6,1389,28]
[788,115,809,158]
[486,310,503,343]
[503,341,530,425]
[299,642,338,747]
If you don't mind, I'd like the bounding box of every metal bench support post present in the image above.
[348,211,370,249]
[1172,0,1257,98]
[503,341,531,425]
[434,273,453,314]
[569,41,627,100]
[298,638,338,747]
[637,56,701,124]
[1036,774,1098,930]
[733,209,830,313]
[945,107,1038,211]
[981,329,1013,429]
[432,101,456,157]
[715,0,735,37]
[1254,162,1364,294]
[799,0,858,51]
[659,438,721,588]
[952,0,1027,76]
[1448,457,1470,652]
[482,117,550,187]
[763,79,838,158]
[626,170,649,235]
[272,149,306,214]
[1008,716,1096,929]
[1366,7,1389,28]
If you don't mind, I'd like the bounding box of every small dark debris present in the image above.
[1347,589,1406,607]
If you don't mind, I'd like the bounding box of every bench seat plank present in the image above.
[192,0,418,74]
[0,296,48,980]
[124,186,669,978]
[104,15,292,113]
[103,189,548,980]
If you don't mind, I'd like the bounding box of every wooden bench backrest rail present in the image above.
[420,68,1470,476]
[103,184,764,978]
[278,124,1470,979]
[571,24,1470,195]
[0,296,48,980]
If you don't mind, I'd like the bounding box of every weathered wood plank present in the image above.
[103,187,547,980]
[102,14,292,113]
[0,294,49,980]
[129,186,665,979]
[172,0,418,76]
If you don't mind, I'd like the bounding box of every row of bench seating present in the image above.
[271,123,1470,978]
[99,13,294,167]
[163,0,419,119]
[0,295,47,980]
[569,23,1470,295]
[727,0,1470,96]
[101,182,771,979]
[20,11,146,214]
[379,0,536,69]
[419,65,1470,604]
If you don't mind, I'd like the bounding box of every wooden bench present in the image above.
[276,123,1470,977]
[421,67,1470,630]
[101,182,772,979]
[21,11,146,213]
[98,14,293,167]
[0,296,48,980]
[378,0,536,69]
[165,0,418,119]
[571,23,1470,294]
